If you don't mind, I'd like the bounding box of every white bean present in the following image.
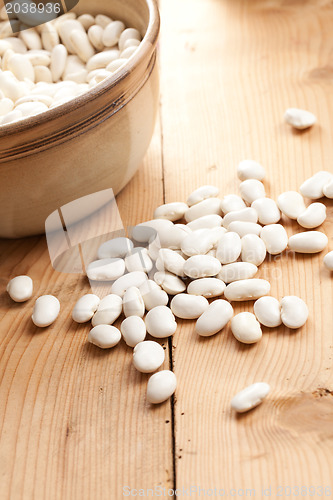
[125,247,153,273]
[237,160,265,181]
[260,224,288,255]
[154,271,186,295]
[121,316,146,347]
[195,299,234,336]
[7,275,33,302]
[77,14,95,31]
[277,191,306,219]
[123,38,141,50]
[254,296,282,327]
[58,20,86,54]
[3,37,27,54]
[19,29,42,50]
[88,25,104,51]
[186,185,219,207]
[145,305,177,338]
[231,312,262,344]
[0,71,27,102]
[88,325,121,349]
[219,262,258,283]
[153,202,188,222]
[223,207,258,229]
[0,97,14,116]
[228,221,262,238]
[118,28,141,51]
[170,294,209,319]
[41,23,60,52]
[216,231,241,264]
[288,231,328,253]
[86,49,120,71]
[65,69,89,84]
[120,47,138,60]
[323,178,333,198]
[184,198,222,223]
[131,219,173,243]
[147,370,177,404]
[280,296,308,328]
[323,251,333,270]
[8,54,35,82]
[139,280,169,310]
[87,258,125,281]
[284,108,316,130]
[95,14,113,29]
[241,234,266,266]
[300,171,333,199]
[91,294,123,327]
[224,279,270,301]
[220,194,246,214]
[181,228,217,257]
[123,286,145,318]
[98,237,133,259]
[0,40,12,56]
[231,382,270,413]
[239,179,266,204]
[158,248,186,277]
[32,295,60,327]
[26,50,51,66]
[251,197,281,225]
[111,271,148,297]
[70,29,95,63]
[187,278,226,298]
[72,294,100,323]
[297,202,326,228]
[133,340,165,373]
[34,66,53,83]
[103,20,125,47]
[187,214,222,231]
[15,101,48,117]
[1,109,23,125]
[183,255,221,279]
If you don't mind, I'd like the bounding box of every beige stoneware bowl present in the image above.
[0,0,160,238]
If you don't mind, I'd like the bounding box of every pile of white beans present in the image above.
[7,155,333,410]
[0,9,142,125]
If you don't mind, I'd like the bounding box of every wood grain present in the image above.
[159,0,333,493]
[0,116,173,500]
[1,0,333,498]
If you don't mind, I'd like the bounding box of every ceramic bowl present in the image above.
[0,0,160,238]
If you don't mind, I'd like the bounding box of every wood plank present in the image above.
[0,116,174,500]
[160,0,333,493]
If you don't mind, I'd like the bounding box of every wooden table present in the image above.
[1,0,333,498]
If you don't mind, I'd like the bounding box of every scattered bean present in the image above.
[254,296,282,327]
[170,293,209,319]
[121,316,146,347]
[231,312,262,344]
[133,340,165,373]
[224,279,270,302]
[284,108,316,130]
[88,324,121,349]
[280,296,308,328]
[195,299,234,336]
[72,293,100,323]
[147,370,177,404]
[7,275,33,302]
[288,231,328,253]
[145,305,177,338]
[32,295,60,327]
[231,382,270,412]
[237,160,265,181]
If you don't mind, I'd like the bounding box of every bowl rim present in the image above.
[0,0,160,138]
